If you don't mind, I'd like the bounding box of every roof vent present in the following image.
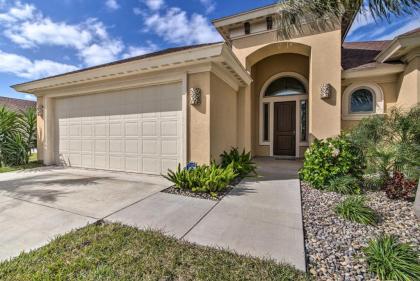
[244,22,251,35]
[266,16,273,30]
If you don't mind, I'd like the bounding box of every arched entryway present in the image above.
[259,73,308,157]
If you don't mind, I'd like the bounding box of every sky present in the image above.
[0,0,419,101]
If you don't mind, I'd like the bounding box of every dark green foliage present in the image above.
[0,223,309,281]
[0,106,37,167]
[348,106,420,182]
[363,174,387,191]
[1,134,29,166]
[220,147,257,177]
[164,163,238,194]
[327,175,361,195]
[335,196,377,225]
[299,135,365,189]
[363,235,420,281]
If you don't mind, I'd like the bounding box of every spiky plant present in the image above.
[335,196,377,225]
[328,175,361,195]
[220,147,257,177]
[364,235,420,281]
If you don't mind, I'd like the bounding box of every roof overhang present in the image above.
[342,63,405,79]
[376,32,420,63]
[12,43,252,94]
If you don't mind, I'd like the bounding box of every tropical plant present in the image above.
[348,106,420,182]
[384,171,417,201]
[299,135,365,189]
[164,163,238,195]
[0,106,36,167]
[363,234,420,281]
[220,147,257,177]
[328,175,361,195]
[335,196,377,225]
[276,0,419,39]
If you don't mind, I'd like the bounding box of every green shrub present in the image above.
[335,196,377,225]
[299,135,364,189]
[220,147,257,177]
[164,163,238,194]
[363,235,420,281]
[348,106,420,181]
[327,175,361,195]
[363,174,386,191]
[1,134,29,166]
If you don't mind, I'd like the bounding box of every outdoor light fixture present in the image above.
[189,88,202,105]
[37,104,44,117]
[320,83,332,99]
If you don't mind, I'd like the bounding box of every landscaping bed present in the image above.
[0,222,308,281]
[162,176,242,201]
[302,182,419,280]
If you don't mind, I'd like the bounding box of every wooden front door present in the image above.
[273,101,296,156]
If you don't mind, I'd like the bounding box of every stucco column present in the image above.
[43,96,55,165]
[308,31,342,140]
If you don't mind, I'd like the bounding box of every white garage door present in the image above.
[54,82,183,175]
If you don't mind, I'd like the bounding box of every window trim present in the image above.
[349,88,375,114]
[342,83,384,120]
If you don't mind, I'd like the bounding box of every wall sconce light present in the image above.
[37,104,44,117]
[189,88,201,105]
[320,83,332,99]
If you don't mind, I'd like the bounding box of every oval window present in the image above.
[265,77,306,97]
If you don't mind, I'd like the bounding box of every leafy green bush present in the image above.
[327,175,361,195]
[363,235,420,281]
[1,134,29,166]
[363,174,386,191]
[299,135,364,189]
[348,106,420,181]
[335,196,377,225]
[220,147,257,177]
[164,163,238,194]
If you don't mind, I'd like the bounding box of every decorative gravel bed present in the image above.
[301,182,420,280]
[162,177,243,201]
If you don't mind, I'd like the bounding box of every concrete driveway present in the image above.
[0,167,169,261]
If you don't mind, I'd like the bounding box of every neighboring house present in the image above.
[12,4,420,175]
[0,96,36,112]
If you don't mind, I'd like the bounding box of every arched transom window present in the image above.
[265,77,306,97]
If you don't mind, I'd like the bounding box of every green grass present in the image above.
[364,235,420,281]
[335,196,378,225]
[0,223,308,281]
[0,153,43,173]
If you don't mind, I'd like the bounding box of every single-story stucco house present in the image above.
[12,4,420,175]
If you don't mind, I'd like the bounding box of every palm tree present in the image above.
[276,0,419,39]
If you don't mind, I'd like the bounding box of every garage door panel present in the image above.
[55,82,183,175]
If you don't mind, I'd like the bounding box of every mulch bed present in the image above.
[161,177,243,201]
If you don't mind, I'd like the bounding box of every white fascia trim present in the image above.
[376,36,420,63]
[342,63,405,79]
[12,43,225,93]
[220,45,252,85]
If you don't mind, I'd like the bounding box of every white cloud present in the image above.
[0,50,78,79]
[0,2,125,66]
[199,0,215,14]
[143,7,221,44]
[144,0,165,11]
[24,94,36,101]
[122,42,158,58]
[105,0,119,10]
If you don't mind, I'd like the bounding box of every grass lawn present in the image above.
[0,223,308,281]
[0,153,43,173]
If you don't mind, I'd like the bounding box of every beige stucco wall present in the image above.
[209,73,238,162]
[396,56,420,108]
[230,28,342,154]
[187,72,211,164]
[36,96,45,161]
[251,53,309,156]
[341,74,399,131]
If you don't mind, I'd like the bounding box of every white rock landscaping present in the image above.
[301,182,420,280]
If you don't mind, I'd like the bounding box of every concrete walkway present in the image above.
[1,159,305,271]
[184,158,306,271]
